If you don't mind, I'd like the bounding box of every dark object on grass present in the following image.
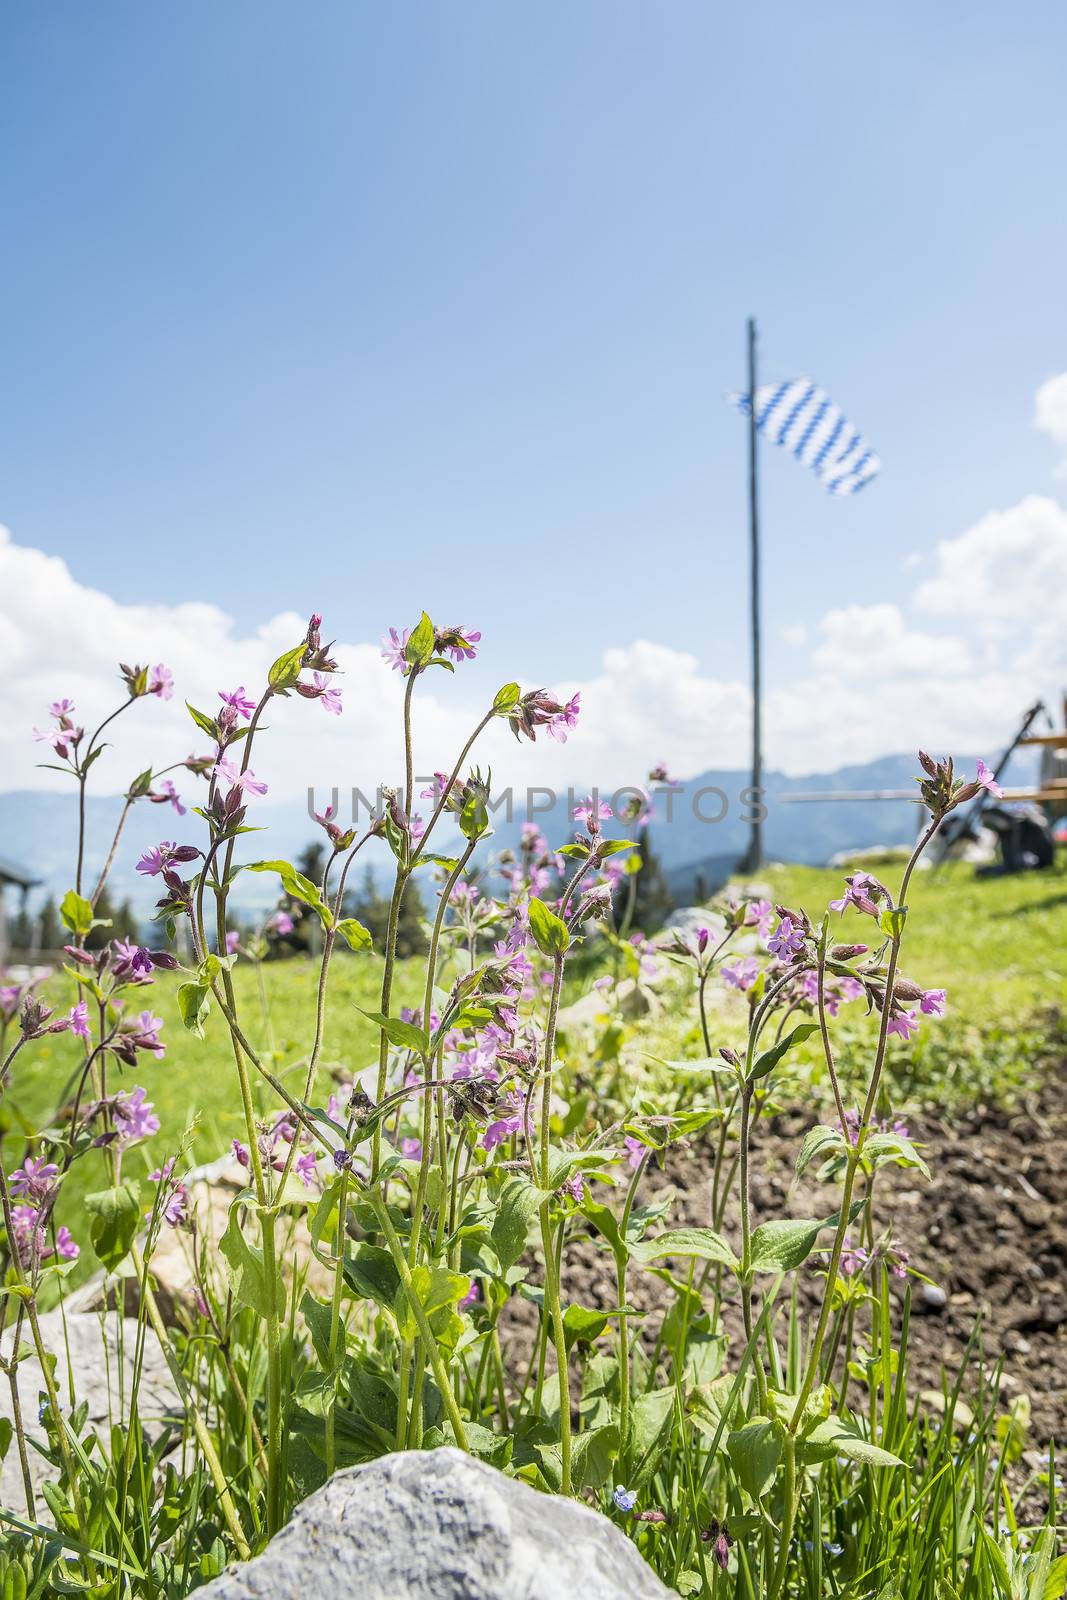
[974,802,1055,877]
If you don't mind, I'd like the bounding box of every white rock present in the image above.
[200,1447,670,1599]
[0,1309,181,1513]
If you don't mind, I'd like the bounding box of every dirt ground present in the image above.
[510,1066,1067,1464]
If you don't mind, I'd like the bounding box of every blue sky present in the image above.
[2,1,1066,794]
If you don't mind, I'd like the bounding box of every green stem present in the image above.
[737,1080,767,1411]
[369,1192,468,1451]
[536,952,571,1492]
[768,1431,797,1600]
[409,840,477,1266]
[132,1246,251,1561]
[325,1168,350,1476]
[616,1149,647,1461]
[789,813,943,1435]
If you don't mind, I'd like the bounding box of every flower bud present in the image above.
[831,944,868,960]
[20,997,54,1037]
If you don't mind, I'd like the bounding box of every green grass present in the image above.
[5,951,423,1274]
[745,858,1067,1112]
[756,856,1067,1030]
[8,856,1065,1281]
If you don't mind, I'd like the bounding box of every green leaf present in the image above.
[803,1416,903,1467]
[795,1124,849,1177]
[527,896,570,957]
[863,1130,931,1182]
[176,981,211,1039]
[359,1009,429,1054]
[219,1199,284,1320]
[84,1182,142,1271]
[749,1022,820,1082]
[267,641,307,690]
[581,1196,626,1259]
[628,1226,738,1271]
[646,1053,740,1078]
[1036,1536,1067,1600]
[127,766,154,799]
[879,906,908,940]
[247,860,332,929]
[570,1421,619,1489]
[630,1388,675,1486]
[343,1243,401,1305]
[727,1416,784,1500]
[299,1290,336,1368]
[460,789,489,842]
[562,1303,609,1352]
[412,853,460,873]
[597,838,636,857]
[196,952,234,984]
[60,889,94,938]
[491,1176,552,1271]
[493,682,521,711]
[185,701,219,737]
[405,612,436,669]
[336,917,372,952]
[749,1217,829,1275]
[393,1264,469,1356]
[424,1418,511,1467]
[1038,1544,1067,1600]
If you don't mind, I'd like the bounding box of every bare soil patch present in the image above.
[504,1068,1067,1459]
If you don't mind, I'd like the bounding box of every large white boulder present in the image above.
[201,1446,670,1599]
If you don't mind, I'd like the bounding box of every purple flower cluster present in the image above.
[150,1158,189,1227]
[113,1086,161,1147]
[767,916,806,961]
[508,689,581,744]
[32,696,84,762]
[7,1156,78,1267]
[381,623,481,675]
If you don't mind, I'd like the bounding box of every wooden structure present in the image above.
[780,697,1067,849]
[0,857,42,968]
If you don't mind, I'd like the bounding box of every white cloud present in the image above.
[812,603,972,679]
[0,527,475,804]
[1035,371,1067,472]
[2,374,1066,798]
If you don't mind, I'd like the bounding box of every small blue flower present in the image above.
[825,1542,844,1558]
[613,1486,638,1513]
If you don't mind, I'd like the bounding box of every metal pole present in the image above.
[744,315,763,872]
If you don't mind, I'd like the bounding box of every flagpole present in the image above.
[744,314,763,873]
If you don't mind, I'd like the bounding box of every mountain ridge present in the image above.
[0,747,1033,916]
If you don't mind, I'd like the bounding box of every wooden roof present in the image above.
[0,857,42,890]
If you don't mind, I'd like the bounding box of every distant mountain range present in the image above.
[0,748,1034,920]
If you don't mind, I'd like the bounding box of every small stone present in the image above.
[920,1284,948,1311]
